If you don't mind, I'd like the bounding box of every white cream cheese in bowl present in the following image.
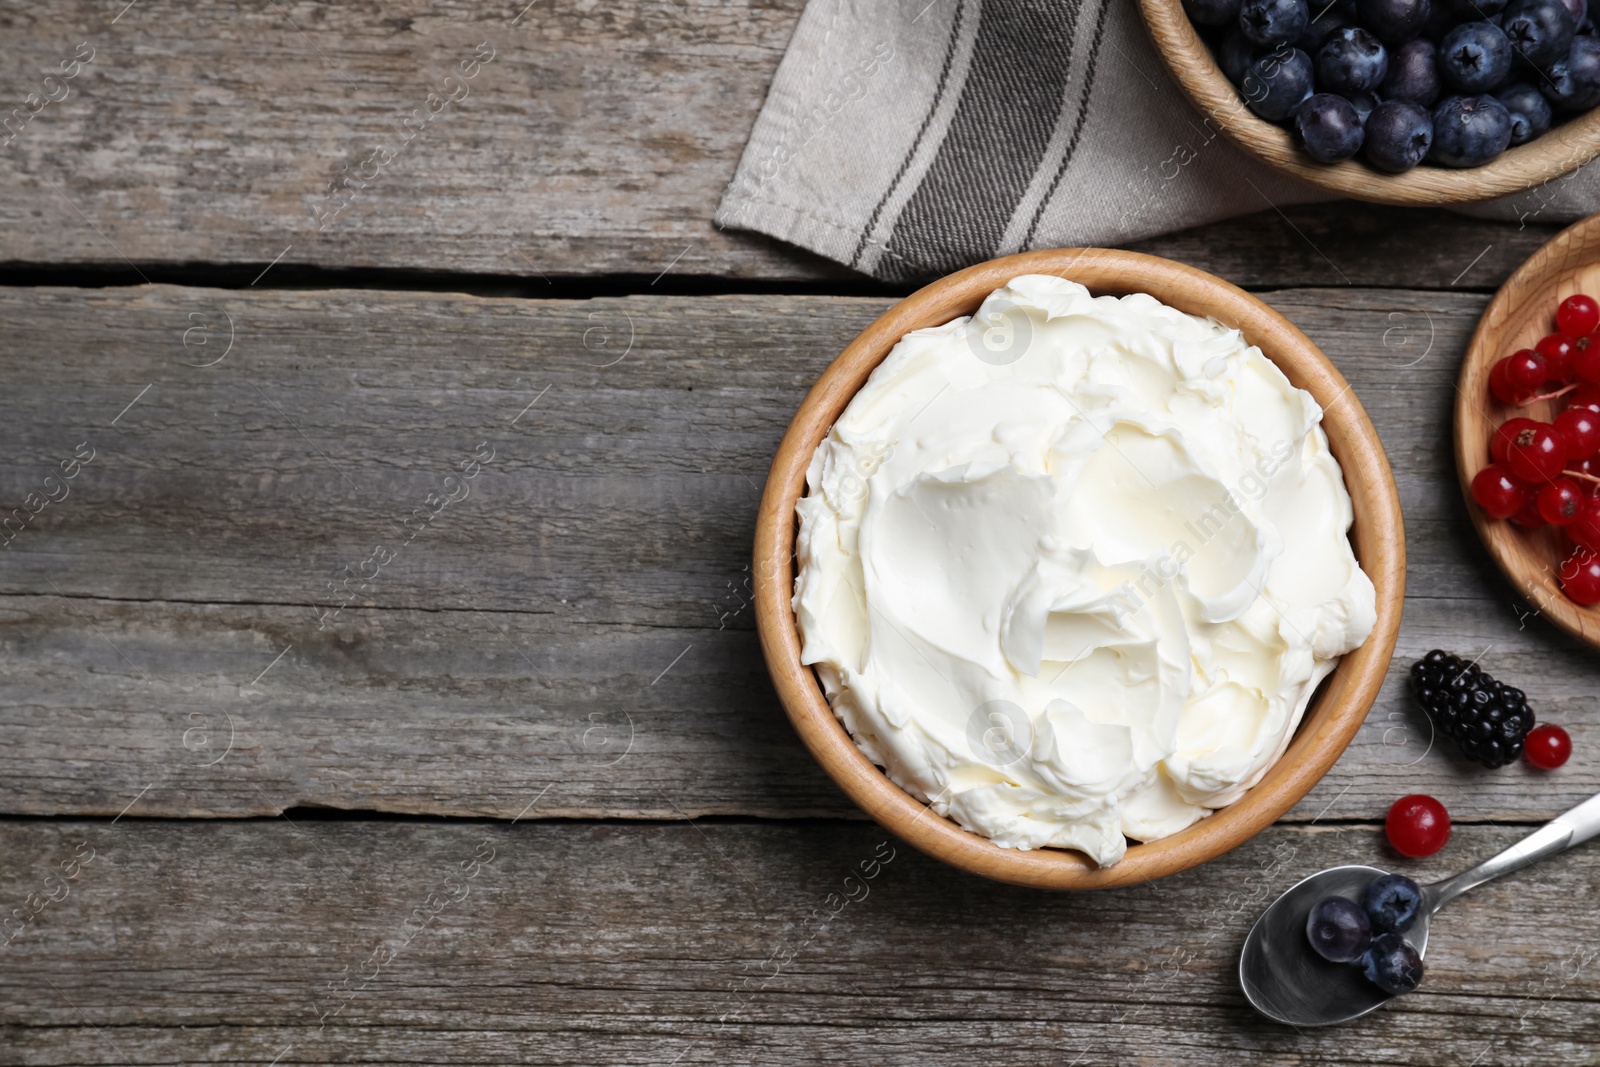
[792,274,1377,867]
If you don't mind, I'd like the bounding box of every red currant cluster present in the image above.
[1471,293,1600,606]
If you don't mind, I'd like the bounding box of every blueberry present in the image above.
[1241,0,1312,44]
[1364,99,1434,171]
[1382,38,1443,104]
[1220,28,1264,82]
[1242,45,1316,119]
[1357,0,1432,42]
[1542,34,1600,107]
[1297,92,1367,159]
[1363,932,1425,995]
[1348,88,1380,120]
[1430,93,1514,166]
[1297,3,1353,48]
[1503,0,1577,67]
[1362,873,1423,933]
[1559,0,1587,23]
[1187,0,1244,25]
[1440,21,1515,90]
[1306,895,1373,962]
[1319,26,1390,90]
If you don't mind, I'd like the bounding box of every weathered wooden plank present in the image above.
[0,0,1568,287]
[0,283,1596,821]
[1,819,1596,1065]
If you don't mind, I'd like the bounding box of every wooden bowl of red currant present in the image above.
[1456,212,1600,647]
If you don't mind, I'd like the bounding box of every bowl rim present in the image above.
[1137,0,1600,208]
[1453,210,1600,648]
[752,247,1406,890]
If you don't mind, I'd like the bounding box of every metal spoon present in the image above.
[1240,790,1600,1027]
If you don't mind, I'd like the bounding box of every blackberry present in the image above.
[1409,649,1533,768]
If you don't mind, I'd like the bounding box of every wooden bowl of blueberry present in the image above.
[1140,0,1600,204]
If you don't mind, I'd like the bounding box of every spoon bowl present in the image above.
[1239,864,1429,1027]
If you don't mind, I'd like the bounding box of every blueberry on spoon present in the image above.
[1362,873,1423,933]
[1306,896,1373,962]
[1363,933,1426,995]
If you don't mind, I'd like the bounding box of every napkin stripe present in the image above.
[849,0,972,270]
[1020,0,1111,248]
[881,0,1082,278]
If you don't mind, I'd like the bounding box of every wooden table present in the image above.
[4,3,1599,1063]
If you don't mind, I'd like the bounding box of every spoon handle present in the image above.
[1428,791,1600,913]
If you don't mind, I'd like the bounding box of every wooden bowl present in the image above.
[753,248,1406,890]
[1456,212,1600,647]
[1138,0,1600,206]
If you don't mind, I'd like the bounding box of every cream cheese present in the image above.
[793,275,1377,866]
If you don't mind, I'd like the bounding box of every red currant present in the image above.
[1492,417,1542,463]
[1525,724,1573,770]
[1386,794,1451,858]
[1560,547,1600,603]
[1571,498,1600,550]
[1511,498,1549,527]
[1507,349,1549,392]
[1551,340,1578,382]
[1556,408,1600,460]
[1558,294,1600,338]
[1490,359,1531,404]
[1506,422,1568,484]
[1536,334,1575,383]
[1569,384,1600,414]
[1577,340,1600,385]
[1538,477,1585,524]
[1471,464,1530,519]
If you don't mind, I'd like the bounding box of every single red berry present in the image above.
[1525,724,1573,770]
[1548,338,1577,382]
[1560,547,1600,603]
[1387,794,1451,858]
[1471,464,1530,519]
[1569,384,1600,414]
[1556,408,1600,460]
[1506,422,1568,484]
[1490,359,1531,404]
[1558,294,1600,338]
[1511,497,1550,527]
[1505,349,1549,392]
[1538,478,1585,525]
[1570,498,1600,550]
[1536,334,1575,382]
[1492,417,1543,463]
[1569,454,1600,479]
[1577,340,1600,385]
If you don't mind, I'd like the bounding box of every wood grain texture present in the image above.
[1138,0,1600,206]
[753,249,1403,889]
[1,284,1598,824]
[1456,212,1600,648]
[3,818,1600,1065]
[0,0,1573,286]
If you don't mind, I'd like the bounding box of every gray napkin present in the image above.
[716,0,1600,281]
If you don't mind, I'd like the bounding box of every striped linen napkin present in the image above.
[715,0,1600,281]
